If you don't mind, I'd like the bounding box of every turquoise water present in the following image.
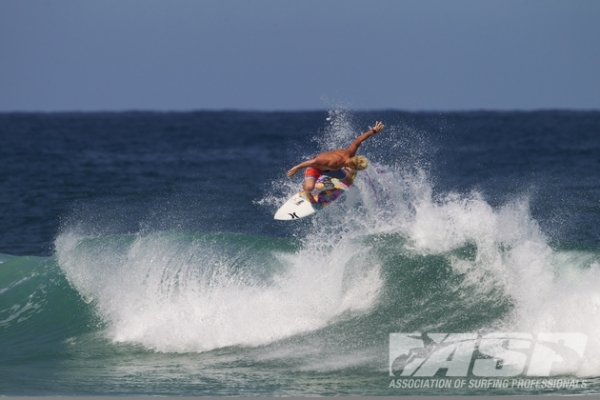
[0,111,599,395]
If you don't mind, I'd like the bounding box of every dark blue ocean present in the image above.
[0,110,599,396]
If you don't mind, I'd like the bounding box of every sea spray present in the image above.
[55,227,383,353]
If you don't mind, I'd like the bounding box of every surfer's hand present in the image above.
[371,121,384,134]
[286,167,298,178]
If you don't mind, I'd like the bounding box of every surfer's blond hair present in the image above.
[350,155,369,170]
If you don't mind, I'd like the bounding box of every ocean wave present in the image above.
[3,109,599,379]
[54,229,383,353]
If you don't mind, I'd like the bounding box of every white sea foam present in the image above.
[355,158,600,377]
[55,224,383,353]
[421,193,599,376]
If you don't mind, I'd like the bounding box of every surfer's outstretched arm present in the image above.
[287,159,316,177]
[346,121,384,157]
[286,157,338,177]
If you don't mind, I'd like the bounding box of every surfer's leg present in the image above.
[302,168,321,203]
[302,177,317,203]
[303,177,316,191]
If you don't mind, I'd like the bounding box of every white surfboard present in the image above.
[274,176,348,220]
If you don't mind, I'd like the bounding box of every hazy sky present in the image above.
[1,0,599,111]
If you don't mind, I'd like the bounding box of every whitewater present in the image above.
[1,110,599,395]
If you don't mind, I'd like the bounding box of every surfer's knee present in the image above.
[303,178,316,192]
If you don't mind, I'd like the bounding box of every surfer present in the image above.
[286,121,384,203]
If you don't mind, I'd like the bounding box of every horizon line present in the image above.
[1,107,599,114]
